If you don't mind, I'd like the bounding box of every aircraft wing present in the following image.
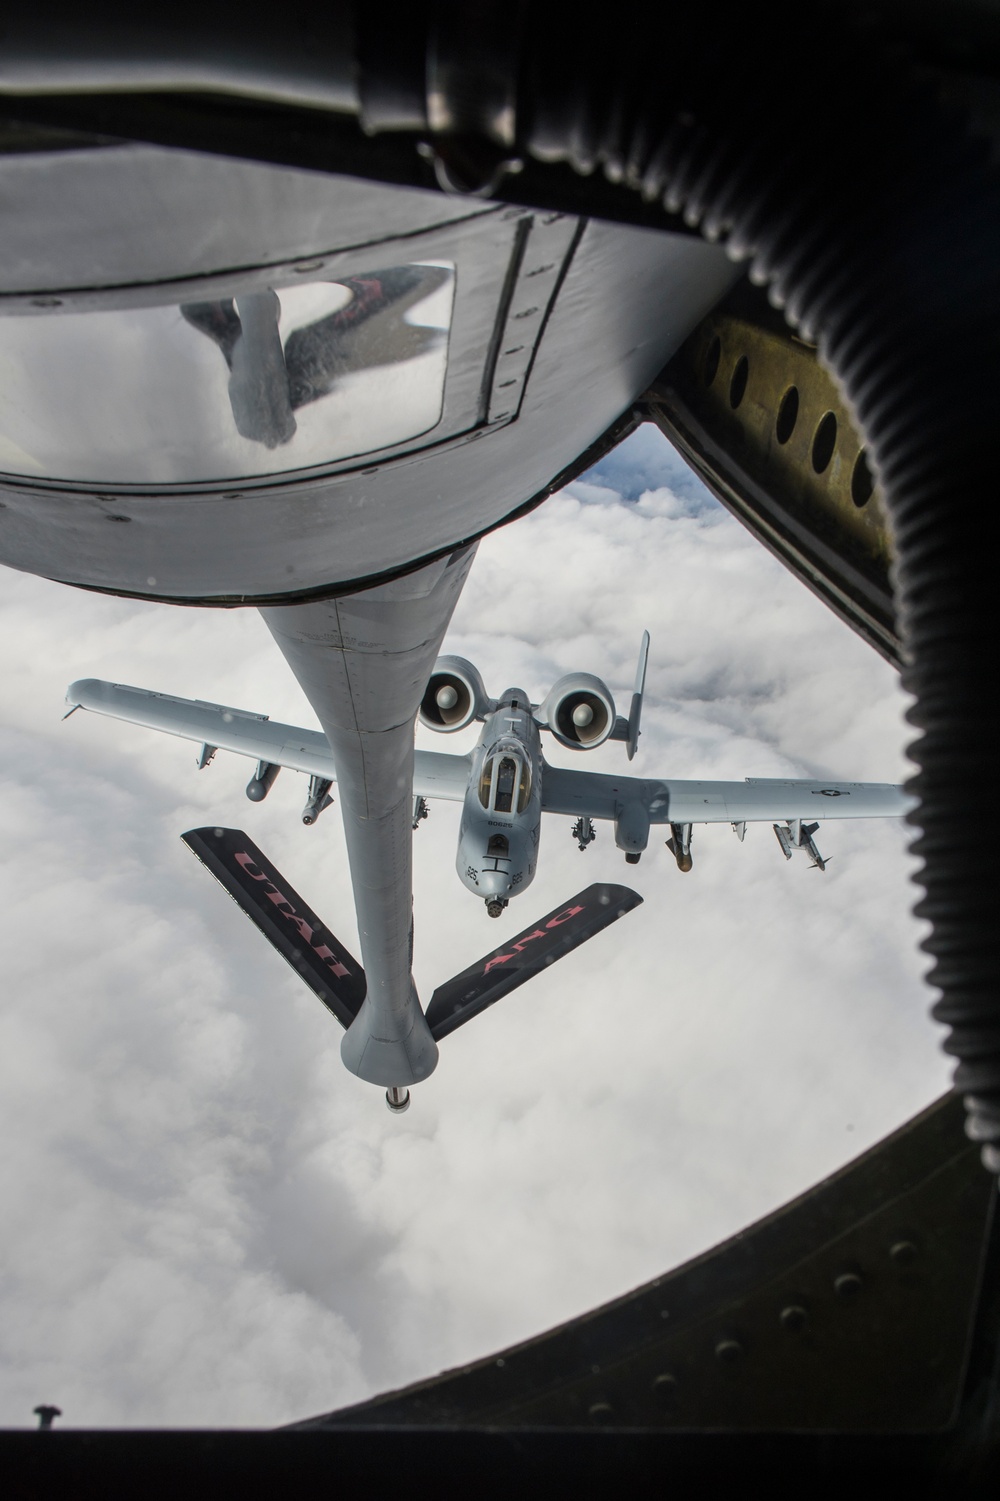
[542,764,915,823]
[65,679,472,803]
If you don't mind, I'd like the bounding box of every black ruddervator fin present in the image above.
[181,827,366,1029]
[182,828,641,1042]
[424,884,643,1040]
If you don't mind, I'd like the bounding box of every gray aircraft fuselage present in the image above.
[456,692,544,907]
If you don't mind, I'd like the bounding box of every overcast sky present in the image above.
[0,423,949,1428]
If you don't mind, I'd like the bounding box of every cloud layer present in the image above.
[0,426,948,1427]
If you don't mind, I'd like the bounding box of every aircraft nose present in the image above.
[477,869,510,897]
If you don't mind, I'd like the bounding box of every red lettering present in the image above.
[285,912,316,944]
[235,850,351,980]
[313,944,351,979]
[546,905,584,929]
[510,928,546,954]
[483,952,514,975]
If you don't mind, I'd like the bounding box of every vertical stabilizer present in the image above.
[627,630,650,762]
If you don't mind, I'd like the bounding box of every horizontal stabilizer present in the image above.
[181,827,366,1029]
[425,883,642,1041]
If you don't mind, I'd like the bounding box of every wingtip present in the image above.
[65,677,100,706]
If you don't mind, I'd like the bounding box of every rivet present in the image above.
[834,1272,863,1298]
[588,1400,614,1423]
[890,1240,918,1266]
[715,1338,744,1365]
[780,1304,808,1332]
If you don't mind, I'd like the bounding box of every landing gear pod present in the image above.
[419,656,491,733]
[539,674,616,750]
[246,760,280,802]
[615,799,650,859]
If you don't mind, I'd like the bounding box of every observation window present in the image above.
[0,264,455,482]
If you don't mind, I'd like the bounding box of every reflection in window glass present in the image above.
[478,757,494,809]
[517,759,531,813]
[0,263,455,482]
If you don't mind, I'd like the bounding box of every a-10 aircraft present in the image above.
[65,633,911,1110]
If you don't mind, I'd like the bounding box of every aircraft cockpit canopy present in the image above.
[478,748,531,815]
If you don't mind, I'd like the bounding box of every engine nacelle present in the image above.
[539,673,616,750]
[419,656,490,733]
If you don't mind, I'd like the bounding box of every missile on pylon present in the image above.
[666,822,693,872]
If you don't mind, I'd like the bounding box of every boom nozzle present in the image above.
[385,1086,411,1113]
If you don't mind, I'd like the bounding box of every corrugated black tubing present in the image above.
[508,10,1000,1165]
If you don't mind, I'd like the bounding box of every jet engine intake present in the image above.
[540,674,616,750]
[419,655,490,733]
